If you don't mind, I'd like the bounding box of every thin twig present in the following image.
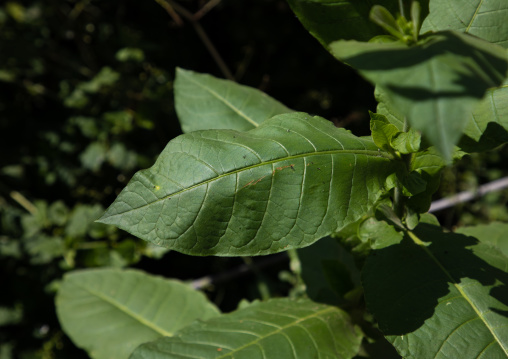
[194,0,222,20]
[155,0,235,81]
[429,176,508,213]
[154,0,183,25]
[190,253,288,290]
[10,191,37,214]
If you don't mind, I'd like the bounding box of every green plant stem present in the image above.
[242,257,271,301]
[393,185,404,218]
[398,0,405,18]
[393,117,411,219]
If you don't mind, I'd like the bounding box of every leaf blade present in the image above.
[98,113,396,256]
[56,268,220,359]
[331,31,508,160]
[362,223,508,358]
[174,68,292,132]
[421,0,508,49]
[129,298,363,359]
[460,79,508,152]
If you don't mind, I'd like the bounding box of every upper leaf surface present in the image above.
[421,0,508,49]
[174,68,292,133]
[363,223,508,358]
[331,31,508,160]
[456,222,508,257]
[459,78,508,152]
[129,298,363,359]
[286,0,429,49]
[55,268,220,359]
[98,113,396,256]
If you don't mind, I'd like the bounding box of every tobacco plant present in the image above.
[55,1,508,358]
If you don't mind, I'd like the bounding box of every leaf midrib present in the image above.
[75,283,173,337]
[181,70,259,127]
[102,148,389,218]
[465,0,485,33]
[408,231,508,356]
[216,306,337,358]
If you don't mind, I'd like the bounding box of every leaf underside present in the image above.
[363,223,508,359]
[98,113,396,256]
[56,268,220,359]
[331,31,508,159]
[129,298,363,359]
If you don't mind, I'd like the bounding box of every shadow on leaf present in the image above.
[459,121,508,153]
[363,223,508,335]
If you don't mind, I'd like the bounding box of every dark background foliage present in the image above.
[0,1,506,358]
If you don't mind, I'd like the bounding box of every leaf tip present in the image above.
[94,210,113,225]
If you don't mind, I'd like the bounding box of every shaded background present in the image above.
[0,1,507,358]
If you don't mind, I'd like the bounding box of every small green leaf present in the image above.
[174,68,292,132]
[130,299,363,359]
[398,170,427,196]
[98,113,396,256]
[330,31,508,160]
[404,206,420,230]
[370,5,403,40]
[376,204,404,230]
[358,217,403,249]
[25,235,65,264]
[391,128,421,154]
[363,223,508,358]
[115,47,145,62]
[56,268,220,359]
[410,1,422,39]
[406,146,450,213]
[369,112,399,153]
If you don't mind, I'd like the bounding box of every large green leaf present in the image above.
[331,31,508,160]
[459,79,508,152]
[363,223,508,358]
[98,113,396,256]
[130,298,363,359]
[56,268,220,359]
[174,68,292,133]
[421,0,508,49]
[286,0,429,49]
[456,222,508,257]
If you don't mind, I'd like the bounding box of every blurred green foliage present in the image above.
[0,1,506,358]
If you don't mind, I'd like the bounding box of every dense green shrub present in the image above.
[2,1,508,358]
